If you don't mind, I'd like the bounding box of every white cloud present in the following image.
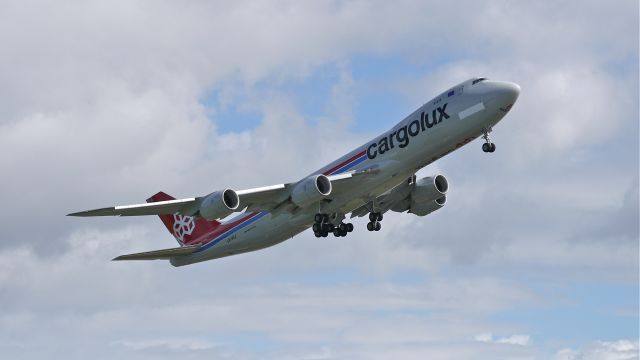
[474,333,531,346]
[115,338,218,352]
[555,340,639,360]
[0,0,636,359]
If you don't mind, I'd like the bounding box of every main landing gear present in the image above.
[481,129,496,153]
[313,213,353,238]
[366,212,383,231]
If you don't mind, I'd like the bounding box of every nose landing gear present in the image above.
[482,142,496,153]
[481,129,496,153]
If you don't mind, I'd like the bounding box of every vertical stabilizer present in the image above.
[147,192,221,246]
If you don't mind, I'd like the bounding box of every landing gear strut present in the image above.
[481,129,496,153]
[367,212,383,231]
[314,213,353,238]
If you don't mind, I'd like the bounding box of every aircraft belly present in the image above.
[179,213,305,265]
[326,119,484,217]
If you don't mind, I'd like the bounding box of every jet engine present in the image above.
[409,174,448,216]
[291,174,332,207]
[199,189,240,220]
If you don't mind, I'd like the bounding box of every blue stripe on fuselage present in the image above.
[195,212,268,253]
[196,153,368,255]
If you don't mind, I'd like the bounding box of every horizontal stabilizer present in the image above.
[113,245,200,261]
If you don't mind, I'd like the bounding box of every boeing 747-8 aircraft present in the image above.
[69,77,520,266]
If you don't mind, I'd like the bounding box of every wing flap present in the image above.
[113,245,201,261]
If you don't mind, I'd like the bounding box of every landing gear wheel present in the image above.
[369,212,383,221]
[482,128,495,153]
[367,212,383,231]
[346,223,354,232]
[367,221,381,231]
[314,213,333,238]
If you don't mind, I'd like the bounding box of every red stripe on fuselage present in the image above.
[323,150,366,175]
[183,212,260,246]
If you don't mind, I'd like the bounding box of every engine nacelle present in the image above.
[199,189,240,220]
[409,174,449,217]
[291,174,332,207]
[410,194,447,216]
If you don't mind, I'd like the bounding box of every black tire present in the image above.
[333,229,341,237]
[314,214,323,223]
[482,143,490,152]
[490,143,496,152]
[377,213,383,221]
[369,213,376,221]
[346,223,354,232]
[314,231,321,237]
[321,231,328,237]
[312,223,321,232]
[339,223,347,232]
[367,222,374,231]
[375,222,381,231]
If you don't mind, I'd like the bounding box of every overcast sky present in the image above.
[0,1,638,359]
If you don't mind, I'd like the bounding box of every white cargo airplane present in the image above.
[69,77,519,266]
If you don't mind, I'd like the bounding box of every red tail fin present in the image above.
[147,192,221,246]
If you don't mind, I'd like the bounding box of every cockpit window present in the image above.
[472,78,487,85]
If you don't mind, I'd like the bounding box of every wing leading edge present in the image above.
[67,171,369,219]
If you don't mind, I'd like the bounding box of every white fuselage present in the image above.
[171,78,520,266]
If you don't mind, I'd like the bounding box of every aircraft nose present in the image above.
[491,81,520,106]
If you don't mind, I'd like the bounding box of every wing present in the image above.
[350,175,415,218]
[67,171,371,219]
